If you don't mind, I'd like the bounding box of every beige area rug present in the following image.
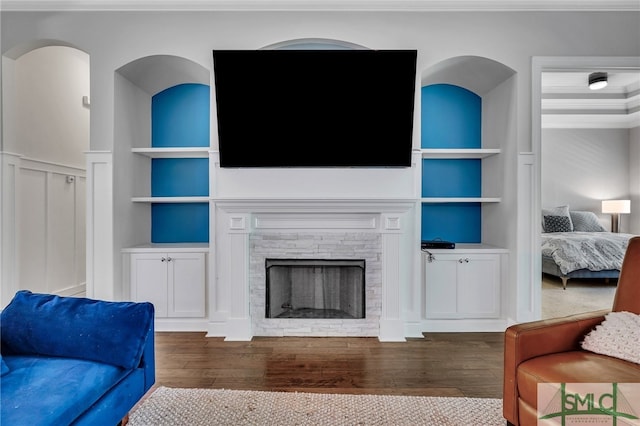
[128,386,504,426]
[542,275,616,319]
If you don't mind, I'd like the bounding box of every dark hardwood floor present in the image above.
[153,332,504,399]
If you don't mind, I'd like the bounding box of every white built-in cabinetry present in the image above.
[114,57,211,330]
[420,57,516,331]
[424,246,507,319]
[123,246,207,321]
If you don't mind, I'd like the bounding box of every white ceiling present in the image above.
[542,71,640,129]
[1,0,639,11]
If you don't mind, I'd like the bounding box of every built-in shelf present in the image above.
[132,196,209,203]
[421,197,501,203]
[122,243,210,252]
[422,243,508,252]
[420,148,500,159]
[131,147,210,158]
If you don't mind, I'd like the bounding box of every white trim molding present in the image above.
[1,0,639,11]
[0,152,22,307]
[85,151,114,300]
[530,55,640,321]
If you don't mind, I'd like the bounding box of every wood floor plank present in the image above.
[152,332,504,398]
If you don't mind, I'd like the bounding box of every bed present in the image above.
[541,207,635,289]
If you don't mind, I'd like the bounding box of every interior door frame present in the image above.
[531,56,640,318]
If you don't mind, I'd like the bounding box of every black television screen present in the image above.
[212,49,417,168]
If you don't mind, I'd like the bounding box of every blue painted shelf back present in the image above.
[150,83,210,243]
[421,84,481,149]
[151,158,209,197]
[152,84,210,148]
[151,203,209,243]
[421,203,482,243]
[421,84,482,243]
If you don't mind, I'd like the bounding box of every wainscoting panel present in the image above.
[19,167,47,293]
[18,158,86,297]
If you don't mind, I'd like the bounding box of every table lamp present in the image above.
[602,199,630,233]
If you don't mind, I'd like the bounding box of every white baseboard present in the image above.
[404,321,426,338]
[422,318,509,333]
[154,318,209,332]
[56,283,86,297]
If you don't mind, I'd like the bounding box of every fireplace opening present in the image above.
[265,259,365,319]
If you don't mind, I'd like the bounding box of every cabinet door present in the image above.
[424,254,459,318]
[131,253,168,317]
[457,254,500,318]
[168,252,205,318]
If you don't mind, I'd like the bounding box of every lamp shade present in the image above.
[602,199,631,214]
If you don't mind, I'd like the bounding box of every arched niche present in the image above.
[116,55,210,96]
[262,38,368,50]
[421,55,516,96]
[419,55,517,250]
[112,54,211,284]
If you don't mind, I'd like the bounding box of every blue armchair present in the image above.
[1,290,155,425]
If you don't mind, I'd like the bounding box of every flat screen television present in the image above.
[212,49,417,167]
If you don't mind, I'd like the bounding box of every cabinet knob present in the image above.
[167,256,172,262]
[161,257,166,262]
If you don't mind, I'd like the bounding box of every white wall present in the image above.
[1,9,639,318]
[542,128,632,232]
[113,72,151,297]
[3,11,640,155]
[2,46,89,303]
[10,46,89,168]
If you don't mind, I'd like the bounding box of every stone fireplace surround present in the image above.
[210,199,416,341]
[251,232,380,337]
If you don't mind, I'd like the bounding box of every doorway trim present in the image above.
[531,55,640,319]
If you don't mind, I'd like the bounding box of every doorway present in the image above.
[1,43,89,304]
[533,56,640,318]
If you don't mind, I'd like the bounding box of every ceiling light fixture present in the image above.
[588,72,608,90]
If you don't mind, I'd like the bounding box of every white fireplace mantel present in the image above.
[208,198,418,341]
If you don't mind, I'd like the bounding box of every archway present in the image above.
[1,41,89,305]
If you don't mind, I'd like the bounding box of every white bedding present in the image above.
[541,232,634,275]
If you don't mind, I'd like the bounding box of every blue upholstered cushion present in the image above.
[0,291,153,370]
[0,355,130,426]
[0,354,8,376]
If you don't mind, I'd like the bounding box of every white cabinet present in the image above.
[424,248,503,319]
[129,250,206,318]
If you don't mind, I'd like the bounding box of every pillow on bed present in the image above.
[570,211,606,232]
[543,215,573,233]
[542,205,573,232]
[581,311,640,365]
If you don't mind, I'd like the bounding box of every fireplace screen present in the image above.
[265,259,365,319]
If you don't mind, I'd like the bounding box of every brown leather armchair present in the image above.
[503,236,640,426]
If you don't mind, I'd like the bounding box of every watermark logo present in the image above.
[538,383,640,425]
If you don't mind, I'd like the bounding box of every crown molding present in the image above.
[1,0,639,12]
